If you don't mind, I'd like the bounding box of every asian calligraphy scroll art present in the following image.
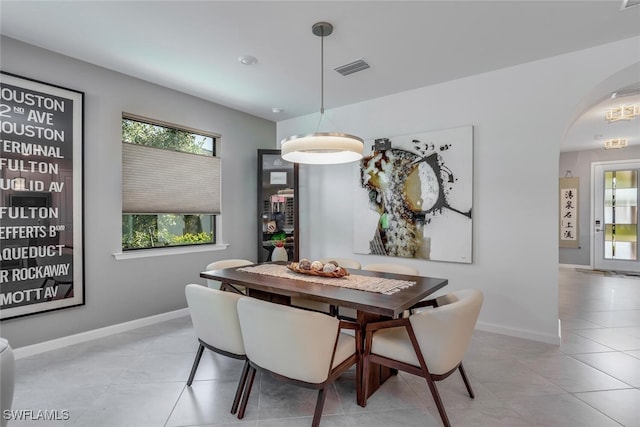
[559,177,579,248]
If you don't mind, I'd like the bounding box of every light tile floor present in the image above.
[8,267,640,426]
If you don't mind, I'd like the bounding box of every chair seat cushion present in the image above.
[333,332,356,369]
[371,326,420,367]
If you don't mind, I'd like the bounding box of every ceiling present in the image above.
[1,1,639,151]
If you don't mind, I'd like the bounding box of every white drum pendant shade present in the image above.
[281,132,363,165]
[281,22,364,165]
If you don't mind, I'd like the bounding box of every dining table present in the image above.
[200,261,448,405]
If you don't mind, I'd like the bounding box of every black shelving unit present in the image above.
[257,149,299,262]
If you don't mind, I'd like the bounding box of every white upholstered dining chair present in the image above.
[362,289,483,427]
[0,338,14,427]
[184,284,249,415]
[236,297,361,426]
[204,259,253,293]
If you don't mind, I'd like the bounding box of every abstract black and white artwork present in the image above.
[353,126,473,264]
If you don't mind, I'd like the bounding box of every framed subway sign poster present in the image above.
[0,72,84,320]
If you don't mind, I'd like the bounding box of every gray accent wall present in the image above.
[0,36,276,348]
[559,146,640,266]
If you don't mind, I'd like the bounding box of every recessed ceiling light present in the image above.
[238,55,258,66]
[272,107,284,114]
[604,138,627,149]
[605,104,640,122]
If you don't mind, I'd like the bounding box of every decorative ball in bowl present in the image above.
[287,259,349,278]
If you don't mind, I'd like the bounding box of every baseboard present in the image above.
[559,263,591,270]
[476,320,561,345]
[13,308,190,359]
[14,309,561,358]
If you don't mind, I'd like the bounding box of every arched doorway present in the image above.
[560,63,640,272]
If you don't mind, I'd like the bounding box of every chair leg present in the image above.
[237,366,257,419]
[458,363,474,399]
[425,376,451,427]
[311,387,328,427]
[187,343,205,386]
[231,359,250,414]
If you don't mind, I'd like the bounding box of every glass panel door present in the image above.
[594,161,640,272]
[604,170,637,261]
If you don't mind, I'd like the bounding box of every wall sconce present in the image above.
[605,104,640,122]
[604,138,627,149]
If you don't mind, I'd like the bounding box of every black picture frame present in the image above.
[0,71,85,320]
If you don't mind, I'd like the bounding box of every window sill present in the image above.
[113,243,229,260]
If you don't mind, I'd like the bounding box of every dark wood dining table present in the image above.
[200,261,448,405]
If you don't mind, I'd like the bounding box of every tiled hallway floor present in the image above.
[9,267,640,426]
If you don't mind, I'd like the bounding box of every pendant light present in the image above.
[281,22,364,165]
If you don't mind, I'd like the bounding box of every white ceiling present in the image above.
[1,1,639,151]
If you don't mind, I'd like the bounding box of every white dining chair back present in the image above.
[362,263,419,276]
[409,289,483,375]
[204,259,253,291]
[238,298,348,383]
[186,284,245,356]
[184,284,249,414]
[363,288,483,427]
[236,297,360,426]
[0,338,14,427]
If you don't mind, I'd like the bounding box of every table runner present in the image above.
[237,264,415,295]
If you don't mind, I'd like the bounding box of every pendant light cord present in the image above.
[315,26,325,133]
[320,27,324,115]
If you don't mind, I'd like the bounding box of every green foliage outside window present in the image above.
[122,214,214,250]
[122,119,214,155]
[122,118,216,250]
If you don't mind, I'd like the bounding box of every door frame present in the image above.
[591,159,640,272]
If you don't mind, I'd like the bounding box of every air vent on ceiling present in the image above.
[334,59,370,76]
[622,0,640,9]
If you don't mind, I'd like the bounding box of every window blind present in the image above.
[122,142,221,214]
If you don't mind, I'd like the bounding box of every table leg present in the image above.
[356,310,393,404]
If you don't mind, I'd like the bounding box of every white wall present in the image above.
[278,36,640,344]
[1,37,276,348]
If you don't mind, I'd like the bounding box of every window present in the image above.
[121,115,220,250]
